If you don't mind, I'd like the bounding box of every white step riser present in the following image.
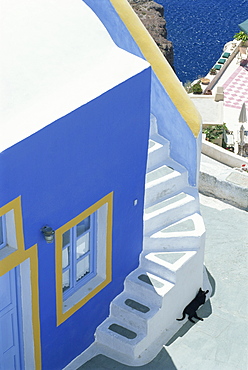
[124,279,163,307]
[145,172,188,206]
[142,250,203,284]
[110,303,153,333]
[147,145,170,171]
[143,235,203,251]
[96,321,157,361]
[96,327,138,358]
[141,259,176,283]
[144,199,198,235]
[96,320,156,361]
[141,249,203,287]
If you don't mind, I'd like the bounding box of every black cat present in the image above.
[177,288,209,323]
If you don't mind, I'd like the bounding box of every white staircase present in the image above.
[95,116,210,366]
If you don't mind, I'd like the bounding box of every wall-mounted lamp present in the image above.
[41,225,55,243]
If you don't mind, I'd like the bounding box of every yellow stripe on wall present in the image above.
[109,0,201,137]
[0,197,41,370]
[0,246,42,370]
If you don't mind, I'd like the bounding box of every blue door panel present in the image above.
[3,347,17,370]
[0,272,12,311]
[0,268,23,370]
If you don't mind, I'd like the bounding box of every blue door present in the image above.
[0,267,23,370]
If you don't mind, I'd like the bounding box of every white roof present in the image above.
[1,0,149,152]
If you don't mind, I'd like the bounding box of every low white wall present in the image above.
[191,96,223,124]
[199,171,248,210]
[202,140,248,167]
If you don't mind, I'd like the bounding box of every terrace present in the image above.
[189,37,248,156]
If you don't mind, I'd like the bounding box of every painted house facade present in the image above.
[0,1,210,369]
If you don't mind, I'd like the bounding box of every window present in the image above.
[0,210,18,259]
[55,193,113,325]
[62,213,96,299]
[0,216,6,250]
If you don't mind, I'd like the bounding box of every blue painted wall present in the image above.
[84,0,199,185]
[0,69,151,369]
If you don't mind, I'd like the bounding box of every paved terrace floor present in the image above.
[79,194,248,370]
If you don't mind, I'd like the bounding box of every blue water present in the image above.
[156,0,248,83]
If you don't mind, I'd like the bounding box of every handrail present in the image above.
[204,46,240,93]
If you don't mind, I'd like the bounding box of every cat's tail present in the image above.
[176,312,186,321]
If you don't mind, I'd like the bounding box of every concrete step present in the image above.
[147,137,170,171]
[124,268,175,308]
[110,292,159,333]
[144,191,198,235]
[95,317,146,358]
[140,250,197,283]
[96,273,209,367]
[95,254,206,366]
[145,160,188,206]
[143,212,206,251]
[95,271,176,361]
[149,113,159,137]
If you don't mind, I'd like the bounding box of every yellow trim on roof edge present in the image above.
[109,0,201,137]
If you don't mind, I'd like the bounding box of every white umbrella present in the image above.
[238,103,247,156]
[239,102,247,123]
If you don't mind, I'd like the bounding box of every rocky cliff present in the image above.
[128,0,174,67]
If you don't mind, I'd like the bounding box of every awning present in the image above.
[239,19,248,34]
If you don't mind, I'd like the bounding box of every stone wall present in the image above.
[128,0,174,66]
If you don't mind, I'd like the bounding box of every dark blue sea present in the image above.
[156,0,248,83]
